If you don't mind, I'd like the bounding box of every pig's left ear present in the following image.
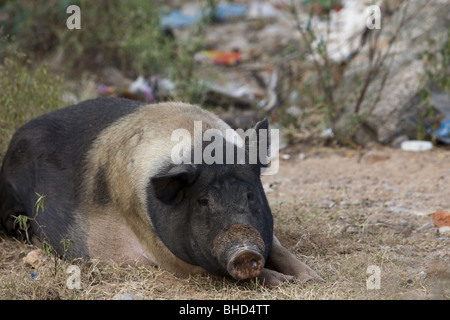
[150,164,198,204]
[251,118,271,168]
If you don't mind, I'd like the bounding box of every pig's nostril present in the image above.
[227,250,264,280]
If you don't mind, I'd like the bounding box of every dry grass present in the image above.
[1,199,448,300]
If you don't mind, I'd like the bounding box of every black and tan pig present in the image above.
[0,98,321,286]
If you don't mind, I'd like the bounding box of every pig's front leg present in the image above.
[258,235,323,287]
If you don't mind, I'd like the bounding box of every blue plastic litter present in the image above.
[410,115,450,144]
[161,9,201,29]
[435,119,450,139]
[161,3,248,29]
[215,3,248,21]
[429,118,450,144]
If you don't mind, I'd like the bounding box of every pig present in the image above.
[0,97,321,286]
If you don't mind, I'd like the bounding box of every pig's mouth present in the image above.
[212,224,267,280]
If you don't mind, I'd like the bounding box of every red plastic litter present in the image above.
[194,50,242,66]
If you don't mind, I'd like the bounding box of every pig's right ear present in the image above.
[150,164,198,205]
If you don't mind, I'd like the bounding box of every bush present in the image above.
[0,46,64,159]
[0,0,206,102]
[1,0,174,74]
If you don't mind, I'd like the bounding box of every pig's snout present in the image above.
[212,224,267,280]
[227,247,264,280]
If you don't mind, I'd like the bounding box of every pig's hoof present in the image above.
[257,268,294,287]
[291,261,324,282]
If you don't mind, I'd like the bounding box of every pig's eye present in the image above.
[198,198,209,206]
[247,192,255,201]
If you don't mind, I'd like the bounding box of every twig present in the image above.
[12,193,71,275]
[289,2,335,112]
